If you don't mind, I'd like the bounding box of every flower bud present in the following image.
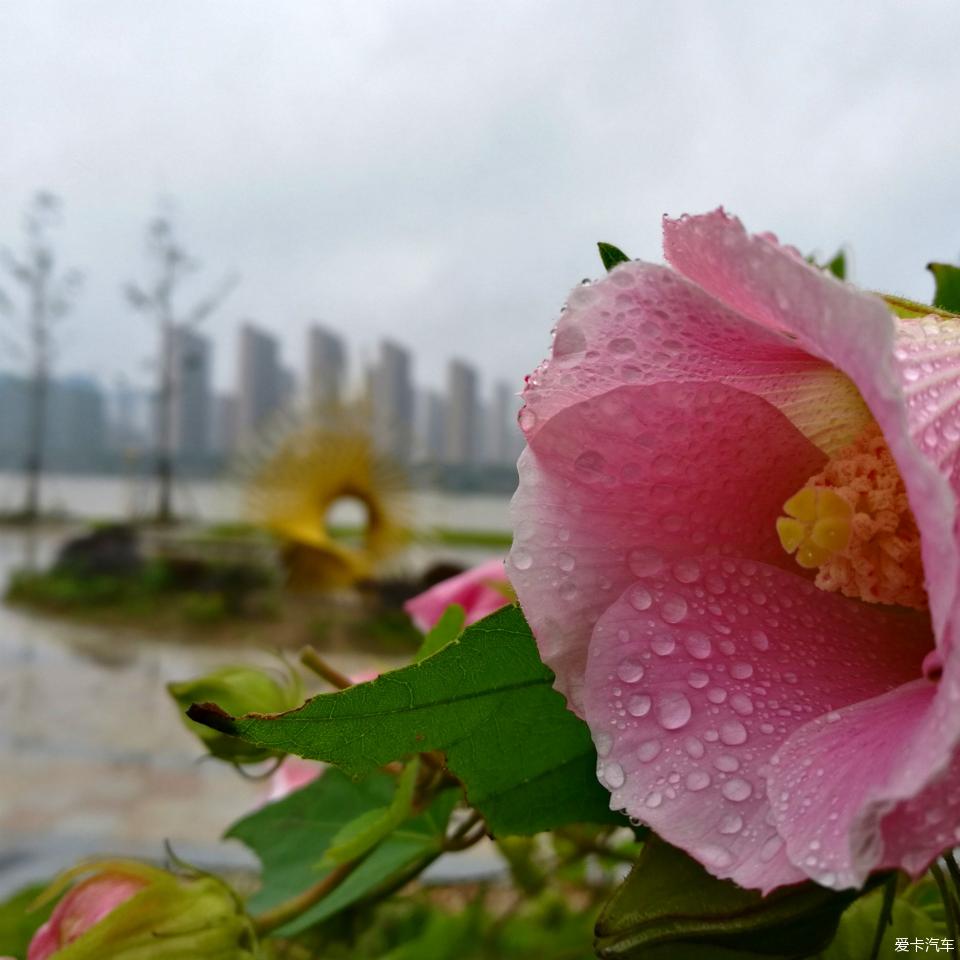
[168,664,302,763]
[27,861,258,960]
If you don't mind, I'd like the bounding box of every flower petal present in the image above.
[768,647,960,888]
[404,558,509,632]
[766,680,935,889]
[583,556,930,892]
[663,208,958,648]
[510,380,826,715]
[518,261,847,451]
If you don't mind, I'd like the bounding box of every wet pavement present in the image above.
[0,527,505,897]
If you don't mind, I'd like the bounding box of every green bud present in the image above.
[167,664,302,763]
[33,860,260,960]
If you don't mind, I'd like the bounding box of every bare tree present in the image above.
[125,214,237,524]
[0,192,83,521]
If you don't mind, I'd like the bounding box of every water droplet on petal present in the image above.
[719,814,743,835]
[730,693,754,716]
[575,450,607,480]
[637,739,662,762]
[697,844,734,868]
[558,552,575,572]
[750,630,770,651]
[660,594,688,624]
[628,693,652,717]
[628,546,664,577]
[656,692,692,730]
[730,662,754,680]
[602,762,625,789]
[760,835,784,862]
[617,659,645,683]
[685,631,712,659]
[687,669,709,689]
[518,407,537,431]
[672,558,701,583]
[652,636,676,656]
[609,336,636,356]
[714,754,740,772]
[720,720,748,745]
[595,732,613,757]
[629,585,653,611]
[684,736,705,759]
[512,547,533,571]
[722,778,752,802]
[686,770,711,791]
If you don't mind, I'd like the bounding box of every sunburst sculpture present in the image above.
[243,407,409,588]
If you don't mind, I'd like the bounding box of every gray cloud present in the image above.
[1,0,958,394]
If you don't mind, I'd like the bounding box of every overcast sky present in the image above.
[1,1,959,397]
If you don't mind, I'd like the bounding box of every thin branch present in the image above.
[868,872,897,960]
[931,862,960,960]
[252,857,365,937]
[299,647,353,689]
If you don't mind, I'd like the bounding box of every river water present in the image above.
[0,475,511,897]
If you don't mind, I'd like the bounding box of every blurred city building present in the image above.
[307,324,347,410]
[370,339,414,464]
[414,388,446,463]
[0,372,106,471]
[445,359,480,466]
[0,319,522,491]
[169,324,212,464]
[236,323,285,447]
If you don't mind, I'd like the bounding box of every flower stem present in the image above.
[299,647,353,690]
[945,850,960,909]
[931,862,960,960]
[868,873,897,960]
[252,858,363,937]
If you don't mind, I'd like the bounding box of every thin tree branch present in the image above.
[252,857,366,937]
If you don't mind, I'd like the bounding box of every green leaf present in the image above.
[227,768,456,936]
[598,242,630,271]
[414,604,465,662]
[824,250,846,280]
[323,758,420,865]
[0,883,56,959]
[167,664,302,764]
[191,606,623,835]
[928,262,960,313]
[819,876,944,959]
[595,835,862,959]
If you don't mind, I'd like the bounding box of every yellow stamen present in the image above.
[776,424,927,609]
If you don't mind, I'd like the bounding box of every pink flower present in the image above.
[507,208,960,893]
[404,558,510,632]
[264,755,325,802]
[28,870,145,959]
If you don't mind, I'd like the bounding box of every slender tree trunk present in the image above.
[22,273,49,521]
[155,314,175,524]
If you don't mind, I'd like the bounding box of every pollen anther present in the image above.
[776,424,926,610]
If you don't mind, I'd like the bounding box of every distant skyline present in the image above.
[2,2,960,395]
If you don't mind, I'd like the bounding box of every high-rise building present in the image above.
[414,388,446,463]
[48,376,107,469]
[211,394,238,458]
[106,378,152,454]
[0,373,107,470]
[445,359,480,465]
[307,324,346,410]
[236,323,283,445]
[370,339,414,463]
[0,373,29,466]
[486,379,522,466]
[170,325,212,462]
